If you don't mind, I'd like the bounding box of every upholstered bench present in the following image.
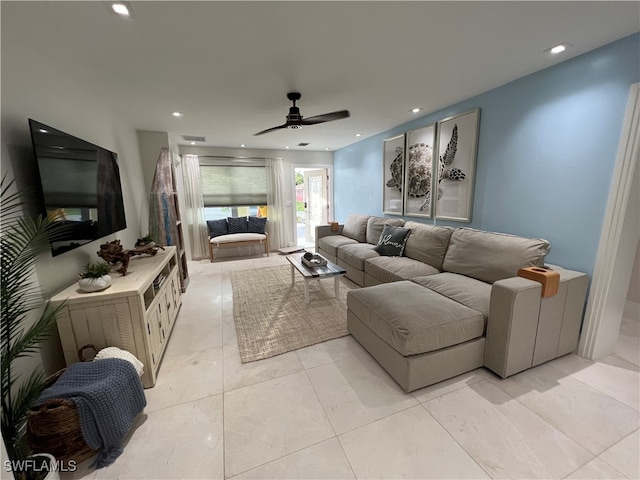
[347,281,486,392]
[207,216,269,262]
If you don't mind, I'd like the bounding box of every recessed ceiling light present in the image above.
[545,43,572,55]
[172,112,183,117]
[285,146,290,149]
[240,144,246,147]
[39,128,48,133]
[325,147,330,151]
[355,133,363,137]
[111,3,130,16]
[190,142,196,145]
[410,108,422,113]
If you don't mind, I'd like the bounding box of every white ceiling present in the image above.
[2,1,639,152]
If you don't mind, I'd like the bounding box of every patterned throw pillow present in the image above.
[374,225,411,257]
[248,216,267,234]
[207,219,228,238]
[227,216,249,233]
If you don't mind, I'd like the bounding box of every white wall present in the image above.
[137,130,171,196]
[627,240,640,304]
[1,41,149,373]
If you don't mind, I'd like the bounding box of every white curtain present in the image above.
[265,157,295,249]
[180,154,209,259]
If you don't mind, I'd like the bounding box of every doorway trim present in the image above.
[578,83,640,359]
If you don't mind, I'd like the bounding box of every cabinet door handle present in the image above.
[147,323,150,335]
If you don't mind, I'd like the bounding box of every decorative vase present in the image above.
[78,275,112,293]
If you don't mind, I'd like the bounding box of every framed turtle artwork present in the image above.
[403,123,437,218]
[435,108,481,222]
[382,134,406,215]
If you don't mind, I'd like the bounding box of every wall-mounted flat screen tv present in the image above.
[28,119,127,256]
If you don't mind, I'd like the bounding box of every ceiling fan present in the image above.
[254,92,350,136]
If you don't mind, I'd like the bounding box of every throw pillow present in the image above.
[207,219,228,238]
[248,216,267,234]
[227,216,249,233]
[374,225,411,257]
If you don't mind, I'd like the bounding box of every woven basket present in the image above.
[26,344,101,462]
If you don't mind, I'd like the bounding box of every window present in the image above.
[199,165,267,207]
[204,206,259,221]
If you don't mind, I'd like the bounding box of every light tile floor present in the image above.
[64,254,640,480]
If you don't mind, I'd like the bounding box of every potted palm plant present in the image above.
[1,175,64,479]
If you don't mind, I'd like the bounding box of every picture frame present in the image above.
[435,109,480,222]
[403,123,437,218]
[382,134,406,215]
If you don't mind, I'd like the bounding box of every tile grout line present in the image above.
[416,381,494,480]
[563,363,640,414]
[483,376,601,471]
[301,367,359,479]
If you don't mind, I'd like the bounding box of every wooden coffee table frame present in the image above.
[287,253,347,304]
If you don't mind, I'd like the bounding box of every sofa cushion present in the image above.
[341,214,370,242]
[374,225,411,257]
[207,219,228,238]
[366,216,405,244]
[365,256,439,283]
[403,221,453,270]
[227,216,249,233]
[338,243,379,270]
[412,272,491,320]
[318,235,358,257]
[247,216,267,234]
[347,281,485,356]
[443,228,551,284]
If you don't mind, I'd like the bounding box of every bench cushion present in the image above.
[364,256,439,283]
[347,281,484,356]
[412,272,491,320]
[210,233,266,244]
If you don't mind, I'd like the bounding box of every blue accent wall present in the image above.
[334,33,639,277]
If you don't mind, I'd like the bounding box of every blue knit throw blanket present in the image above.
[35,358,146,468]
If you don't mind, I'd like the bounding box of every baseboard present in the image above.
[624,301,640,321]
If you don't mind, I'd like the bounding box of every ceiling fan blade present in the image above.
[254,123,289,136]
[300,110,350,125]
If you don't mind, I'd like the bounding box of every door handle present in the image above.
[304,202,307,209]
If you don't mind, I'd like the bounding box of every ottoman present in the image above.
[347,281,486,392]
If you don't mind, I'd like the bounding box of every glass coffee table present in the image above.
[287,253,347,304]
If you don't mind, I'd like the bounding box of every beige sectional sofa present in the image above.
[316,214,589,392]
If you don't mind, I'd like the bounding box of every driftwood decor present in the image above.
[97,240,164,275]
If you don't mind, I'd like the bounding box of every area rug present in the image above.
[231,265,354,363]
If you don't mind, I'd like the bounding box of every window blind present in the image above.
[199,165,267,207]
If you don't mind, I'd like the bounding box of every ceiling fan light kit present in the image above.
[254,92,350,136]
